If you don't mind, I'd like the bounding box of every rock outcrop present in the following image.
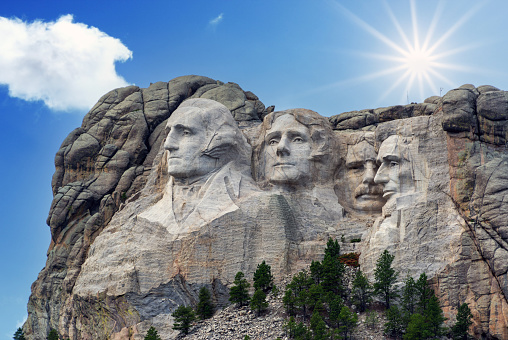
[24,76,508,339]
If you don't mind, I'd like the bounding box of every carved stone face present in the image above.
[345,140,385,213]
[264,114,312,184]
[164,108,219,180]
[374,135,407,200]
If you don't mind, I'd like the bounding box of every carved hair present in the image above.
[252,108,339,185]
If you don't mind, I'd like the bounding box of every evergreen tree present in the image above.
[415,272,433,314]
[47,329,59,340]
[373,249,399,309]
[13,327,26,340]
[404,313,428,340]
[351,269,372,312]
[283,288,297,316]
[337,306,358,340]
[229,271,250,307]
[310,260,324,284]
[324,238,341,258]
[310,309,328,340]
[287,270,313,319]
[144,326,162,340]
[196,286,214,319]
[328,295,344,329]
[253,260,274,293]
[452,303,473,340]
[401,274,417,327]
[321,250,345,298]
[250,289,268,316]
[384,305,404,339]
[308,283,325,312]
[171,305,196,335]
[425,294,447,338]
[284,316,298,338]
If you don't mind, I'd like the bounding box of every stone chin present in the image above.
[268,165,309,185]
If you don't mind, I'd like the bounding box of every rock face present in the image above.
[25,76,508,339]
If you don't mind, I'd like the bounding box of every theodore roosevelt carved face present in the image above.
[253,108,336,189]
[335,134,385,215]
[164,98,251,182]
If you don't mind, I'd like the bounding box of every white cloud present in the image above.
[209,13,224,26]
[0,15,132,112]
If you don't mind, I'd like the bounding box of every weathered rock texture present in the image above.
[24,77,508,339]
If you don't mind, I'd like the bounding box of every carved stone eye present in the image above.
[390,161,398,167]
[269,139,278,146]
[293,137,304,143]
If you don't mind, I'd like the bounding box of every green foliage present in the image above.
[328,295,344,328]
[253,260,274,293]
[250,289,268,316]
[337,306,358,340]
[324,238,341,258]
[349,238,361,243]
[13,327,26,340]
[47,329,59,340]
[351,269,372,312]
[310,309,328,340]
[415,272,433,314]
[425,294,447,338]
[144,326,162,340]
[287,270,313,319]
[401,274,417,327]
[244,336,251,340]
[196,286,214,319]
[171,305,196,335]
[404,313,428,340]
[310,260,323,284]
[365,310,378,329]
[373,249,399,309]
[452,303,473,340]
[229,271,250,307]
[321,250,345,297]
[308,283,325,312]
[384,305,404,339]
[283,288,297,316]
[271,284,280,297]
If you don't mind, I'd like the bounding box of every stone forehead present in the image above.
[346,140,377,163]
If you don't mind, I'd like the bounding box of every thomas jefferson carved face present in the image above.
[344,140,385,213]
[264,114,312,184]
[164,108,220,180]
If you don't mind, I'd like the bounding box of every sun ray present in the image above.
[378,69,412,103]
[426,2,486,56]
[410,0,420,51]
[382,0,413,52]
[421,0,444,51]
[330,1,409,57]
[426,68,456,88]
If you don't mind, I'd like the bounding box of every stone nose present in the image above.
[276,135,290,156]
[374,162,389,184]
[164,131,178,151]
[362,161,376,184]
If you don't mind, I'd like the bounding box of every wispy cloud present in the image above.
[209,13,224,26]
[0,15,132,112]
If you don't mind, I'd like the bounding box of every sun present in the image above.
[331,0,484,104]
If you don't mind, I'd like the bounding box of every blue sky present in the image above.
[1,0,508,338]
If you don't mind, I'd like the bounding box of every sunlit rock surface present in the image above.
[25,76,508,339]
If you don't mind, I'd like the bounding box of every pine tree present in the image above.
[404,313,428,340]
[144,326,162,340]
[250,289,268,316]
[321,238,345,297]
[310,260,323,284]
[452,303,473,340]
[287,270,313,319]
[337,306,358,340]
[401,274,417,327]
[373,249,399,309]
[425,294,447,338]
[47,329,59,340]
[171,305,196,335]
[351,269,372,312]
[13,327,26,340]
[229,271,250,307]
[415,272,433,314]
[384,305,404,339]
[253,260,274,293]
[283,288,296,315]
[328,295,344,328]
[310,309,327,340]
[196,286,214,319]
[324,237,341,258]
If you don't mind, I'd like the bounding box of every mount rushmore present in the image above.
[23,75,508,339]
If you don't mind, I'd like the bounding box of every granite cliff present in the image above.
[24,76,508,339]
